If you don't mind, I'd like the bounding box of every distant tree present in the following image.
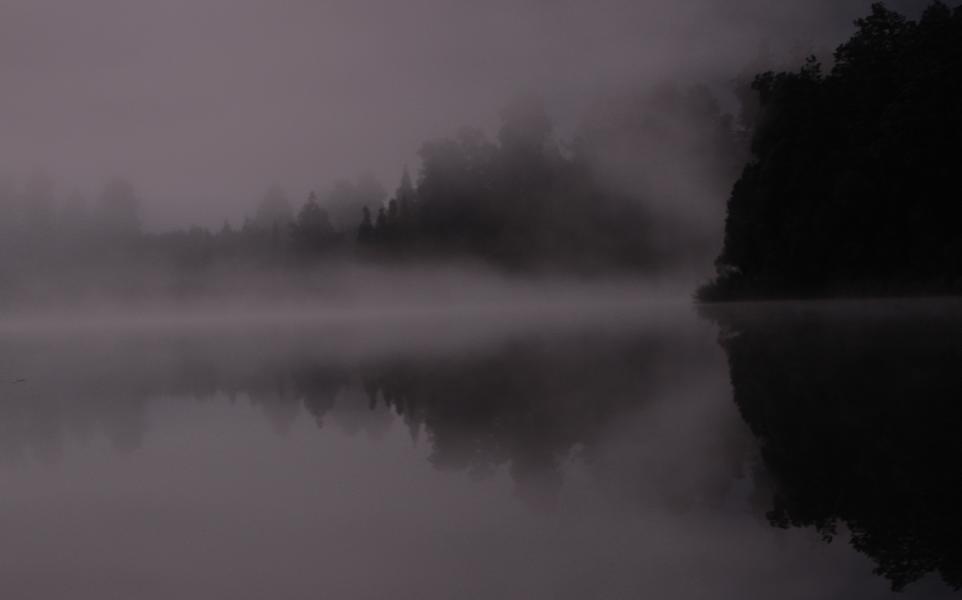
[416,127,498,250]
[374,206,388,238]
[353,173,387,220]
[322,174,386,232]
[386,198,399,241]
[357,206,374,243]
[368,89,731,271]
[291,191,335,255]
[396,167,417,230]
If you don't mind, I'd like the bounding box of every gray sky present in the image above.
[0,0,919,228]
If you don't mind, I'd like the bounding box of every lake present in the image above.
[0,298,959,599]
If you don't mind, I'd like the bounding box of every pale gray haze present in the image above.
[2,3,960,597]
[0,0,918,228]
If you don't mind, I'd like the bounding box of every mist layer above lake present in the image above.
[0,298,959,599]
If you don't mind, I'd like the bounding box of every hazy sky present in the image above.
[0,0,920,228]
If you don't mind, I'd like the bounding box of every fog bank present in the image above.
[0,0,922,229]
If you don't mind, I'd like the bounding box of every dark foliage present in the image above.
[1,83,739,300]
[702,2,962,300]
[290,191,340,256]
[356,97,659,271]
[358,93,740,272]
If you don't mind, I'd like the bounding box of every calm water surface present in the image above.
[0,300,960,599]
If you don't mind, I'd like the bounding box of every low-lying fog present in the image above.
[2,2,957,597]
[0,265,695,344]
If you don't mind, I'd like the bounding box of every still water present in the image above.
[0,300,959,599]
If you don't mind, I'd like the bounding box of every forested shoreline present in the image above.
[4,2,961,303]
[1,87,740,303]
[701,2,962,300]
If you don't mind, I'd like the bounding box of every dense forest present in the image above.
[702,2,962,299]
[0,86,741,302]
[4,2,960,301]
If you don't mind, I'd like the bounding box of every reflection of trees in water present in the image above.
[0,341,154,462]
[0,332,736,511]
[706,303,962,591]
[362,341,666,510]
[0,389,150,463]
[356,337,750,512]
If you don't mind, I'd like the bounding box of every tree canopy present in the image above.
[702,2,962,300]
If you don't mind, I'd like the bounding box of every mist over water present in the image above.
[0,266,695,335]
[2,299,961,598]
[3,1,961,597]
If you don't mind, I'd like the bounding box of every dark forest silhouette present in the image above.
[705,302,962,591]
[355,92,740,271]
[4,4,962,301]
[702,2,962,300]
[0,85,740,303]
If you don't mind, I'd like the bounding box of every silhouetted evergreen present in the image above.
[320,174,386,232]
[291,191,339,256]
[0,83,741,298]
[356,206,374,243]
[702,2,962,300]
[355,93,739,271]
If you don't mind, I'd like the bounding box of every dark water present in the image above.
[1,300,960,599]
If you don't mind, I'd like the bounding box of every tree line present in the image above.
[1,84,741,289]
[7,2,959,299]
[701,1,962,299]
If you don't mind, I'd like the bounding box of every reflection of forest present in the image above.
[0,328,746,511]
[706,302,962,591]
